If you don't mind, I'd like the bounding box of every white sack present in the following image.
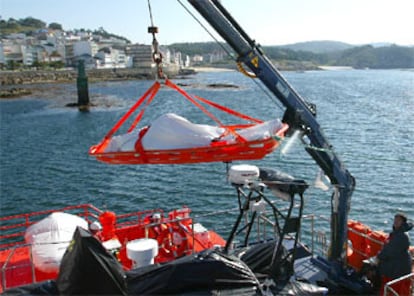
[105,130,139,152]
[222,118,283,142]
[141,113,225,150]
[25,212,88,273]
[104,113,283,152]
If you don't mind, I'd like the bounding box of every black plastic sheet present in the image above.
[126,249,259,295]
[56,227,127,295]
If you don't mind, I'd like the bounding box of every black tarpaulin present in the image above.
[1,281,58,296]
[269,279,328,296]
[126,249,259,295]
[237,241,278,275]
[56,227,127,295]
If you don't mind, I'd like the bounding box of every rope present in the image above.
[147,0,155,27]
[127,84,160,132]
[103,81,161,140]
[176,0,235,58]
[164,79,224,127]
[147,0,165,79]
[176,0,284,114]
[165,79,260,143]
[193,95,262,123]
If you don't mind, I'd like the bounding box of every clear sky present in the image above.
[1,0,413,46]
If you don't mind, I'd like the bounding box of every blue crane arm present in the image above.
[188,0,355,263]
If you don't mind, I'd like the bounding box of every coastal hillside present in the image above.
[170,41,414,69]
[0,17,130,43]
[2,17,413,70]
[332,45,414,69]
[279,40,354,53]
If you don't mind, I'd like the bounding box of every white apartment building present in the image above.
[95,47,128,69]
[0,43,5,65]
[21,45,36,65]
[1,29,185,72]
[125,44,153,69]
[192,54,204,64]
[184,55,191,67]
[65,34,82,42]
[209,50,225,63]
[173,51,183,67]
[1,41,23,64]
[73,41,99,58]
[1,38,51,65]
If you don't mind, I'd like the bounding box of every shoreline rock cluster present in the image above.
[0,87,33,98]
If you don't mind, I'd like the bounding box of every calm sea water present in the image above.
[1,69,413,241]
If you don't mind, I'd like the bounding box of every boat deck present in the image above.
[0,204,226,292]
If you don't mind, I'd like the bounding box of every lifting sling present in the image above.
[89,79,288,165]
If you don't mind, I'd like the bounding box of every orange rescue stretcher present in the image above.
[89,79,289,165]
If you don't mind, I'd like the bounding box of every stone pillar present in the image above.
[77,60,90,111]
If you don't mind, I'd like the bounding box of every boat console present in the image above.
[226,164,309,282]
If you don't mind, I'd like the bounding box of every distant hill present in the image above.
[3,16,412,69]
[332,45,414,69]
[279,40,354,53]
[369,42,394,48]
[168,42,232,56]
[170,41,413,69]
[0,17,47,35]
[168,41,354,56]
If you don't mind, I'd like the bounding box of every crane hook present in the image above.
[147,0,165,79]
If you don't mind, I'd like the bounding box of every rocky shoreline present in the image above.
[0,66,236,98]
[0,87,33,98]
[0,68,175,98]
[0,64,321,98]
[0,68,158,86]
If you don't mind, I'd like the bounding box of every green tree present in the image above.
[1,18,19,30]
[19,17,46,29]
[7,60,20,70]
[48,22,63,30]
[50,61,65,69]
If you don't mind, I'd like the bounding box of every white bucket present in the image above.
[126,238,159,268]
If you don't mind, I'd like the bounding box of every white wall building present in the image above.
[95,47,128,69]
[21,45,35,65]
[1,27,188,71]
[7,33,27,40]
[125,44,153,69]
[1,42,23,63]
[209,50,225,63]
[73,41,99,58]
[65,34,81,42]
[184,55,191,67]
[173,51,183,67]
[192,54,204,64]
[0,43,5,65]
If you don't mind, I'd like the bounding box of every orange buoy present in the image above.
[366,230,388,257]
[99,211,118,241]
[347,220,371,271]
